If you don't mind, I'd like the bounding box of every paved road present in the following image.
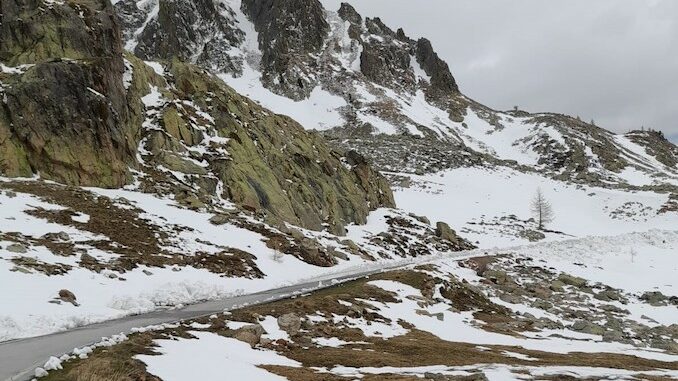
[0,268,389,381]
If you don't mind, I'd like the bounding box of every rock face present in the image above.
[113,0,678,193]
[131,59,394,234]
[120,0,245,74]
[241,0,329,100]
[0,0,395,235]
[0,0,138,187]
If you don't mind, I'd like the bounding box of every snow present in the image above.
[365,279,678,362]
[394,166,678,247]
[260,316,289,341]
[0,182,467,342]
[326,363,678,380]
[312,337,355,347]
[217,1,347,131]
[136,331,299,381]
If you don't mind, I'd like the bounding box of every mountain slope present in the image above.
[0,0,400,235]
[115,0,678,190]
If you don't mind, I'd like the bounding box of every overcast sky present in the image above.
[321,0,678,142]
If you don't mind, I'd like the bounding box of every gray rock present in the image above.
[572,320,605,335]
[435,222,459,243]
[233,324,264,347]
[6,243,28,254]
[602,330,624,342]
[640,291,668,306]
[595,289,622,302]
[209,213,231,226]
[499,294,522,304]
[42,232,70,241]
[277,313,302,335]
[58,289,79,306]
[549,280,565,292]
[558,273,587,288]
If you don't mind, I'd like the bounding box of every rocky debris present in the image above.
[626,130,678,168]
[11,257,72,276]
[57,289,79,306]
[658,193,678,214]
[277,313,302,335]
[233,324,264,347]
[369,215,474,260]
[6,243,28,253]
[468,254,678,353]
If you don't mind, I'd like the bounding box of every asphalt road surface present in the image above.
[0,268,385,381]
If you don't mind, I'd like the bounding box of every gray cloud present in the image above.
[321,0,678,141]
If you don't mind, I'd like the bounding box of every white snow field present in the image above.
[136,331,300,381]
[394,165,678,247]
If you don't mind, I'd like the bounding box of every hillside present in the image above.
[116,0,678,190]
[0,0,676,380]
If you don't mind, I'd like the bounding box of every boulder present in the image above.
[594,289,622,302]
[6,243,28,254]
[277,313,302,335]
[640,291,668,306]
[557,273,587,288]
[549,280,565,292]
[571,320,604,335]
[58,289,79,306]
[435,222,458,242]
[42,232,70,241]
[233,324,264,347]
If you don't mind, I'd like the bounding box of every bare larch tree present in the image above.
[531,188,555,230]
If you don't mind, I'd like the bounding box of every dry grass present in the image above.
[40,269,678,381]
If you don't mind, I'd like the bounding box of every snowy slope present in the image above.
[394,166,678,248]
[115,0,678,189]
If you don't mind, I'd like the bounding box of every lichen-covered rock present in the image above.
[233,324,264,347]
[277,313,302,335]
[0,0,138,187]
[134,60,394,234]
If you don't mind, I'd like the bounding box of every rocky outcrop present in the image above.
[242,0,329,100]
[415,38,459,96]
[0,0,395,235]
[359,18,416,92]
[626,130,678,169]
[0,0,138,187]
[132,59,394,234]
[120,0,245,74]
